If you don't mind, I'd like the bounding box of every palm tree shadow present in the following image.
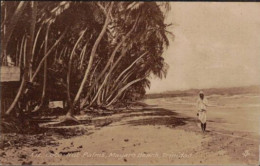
[122,107,196,128]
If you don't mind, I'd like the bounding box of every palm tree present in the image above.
[99,2,172,107]
[5,1,36,115]
[4,1,70,115]
[64,2,114,121]
[1,1,29,65]
[2,1,173,128]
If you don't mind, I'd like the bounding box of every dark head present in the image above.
[199,91,204,99]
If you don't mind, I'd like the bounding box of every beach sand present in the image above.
[0,94,259,165]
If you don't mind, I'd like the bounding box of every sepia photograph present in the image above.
[0,1,260,165]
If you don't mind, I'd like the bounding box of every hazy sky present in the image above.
[147,2,260,93]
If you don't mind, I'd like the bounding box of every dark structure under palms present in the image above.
[1,1,173,126]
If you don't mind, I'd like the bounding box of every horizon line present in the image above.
[146,84,260,94]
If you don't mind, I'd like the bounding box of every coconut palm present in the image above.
[2,2,173,127]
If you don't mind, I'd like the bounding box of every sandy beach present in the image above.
[0,94,259,165]
[1,1,260,165]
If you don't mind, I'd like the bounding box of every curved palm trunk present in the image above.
[66,28,87,108]
[37,40,45,59]
[101,87,106,103]
[41,60,47,107]
[96,89,103,106]
[2,3,7,42]
[1,1,28,62]
[30,24,43,78]
[39,23,50,108]
[58,46,67,60]
[90,74,109,106]
[79,63,99,108]
[79,43,87,69]
[66,3,113,117]
[31,23,43,63]
[101,84,110,103]
[18,36,26,67]
[121,91,127,101]
[106,52,147,102]
[28,2,37,79]
[5,78,26,115]
[88,48,127,107]
[30,27,67,82]
[106,77,144,107]
[114,51,147,85]
[5,2,35,115]
[81,16,140,107]
[88,59,101,87]
[23,39,27,67]
[15,41,20,66]
[106,66,134,102]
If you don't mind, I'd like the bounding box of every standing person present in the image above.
[196,91,208,132]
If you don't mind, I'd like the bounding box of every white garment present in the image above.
[198,110,207,123]
[197,97,208,111]
[197,98,208,123]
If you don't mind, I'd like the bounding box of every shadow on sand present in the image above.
[36,106,196,138]
[121,107,196,128]
[1,106,198,149]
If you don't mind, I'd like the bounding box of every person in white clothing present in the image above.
[196,91,208,132]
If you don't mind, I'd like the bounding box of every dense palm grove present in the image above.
[1,2,172,126]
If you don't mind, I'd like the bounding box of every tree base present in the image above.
[60,115,81,124]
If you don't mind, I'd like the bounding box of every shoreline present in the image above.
[1,97,259,165]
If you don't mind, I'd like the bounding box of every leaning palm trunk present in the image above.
[101,84,110,103]
[23,40,27,67]
[120,91,127,101]
[106,77,145,107]
[114,51,147,86]
[106,66,134,102]
[18,36,26,67]
[5,77,26,115]
[5,2,35,115]
[88,59,101,87]
[106,52,147,102]
[100,88,106,103]
[88,48,127,107]
[96,88,103,106]
[14,46,17,65]
[65,3,113,118]
[28,2,37,79]
[39,23,50,108]
[66,28,87,108]
[40,60,47,107]
[30,22,43,79]
[30,28,67,82]
[1,1,28,63]
[79,43,87,69]
[58,46,67,60]
[80,16,140,107]
[6,27,67,115]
